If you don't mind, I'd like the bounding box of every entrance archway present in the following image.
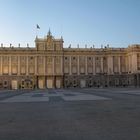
[56,79,61,88]
[38,79,44,89]
[11,80,18,89]
[80,79,86,88]
[47,78,53,88]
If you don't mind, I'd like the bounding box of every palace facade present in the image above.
[0,30,140,89]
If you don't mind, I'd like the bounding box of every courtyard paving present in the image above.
[0,89,110,103]
[0,88,140,140]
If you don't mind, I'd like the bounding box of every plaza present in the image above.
[0,88,140,140]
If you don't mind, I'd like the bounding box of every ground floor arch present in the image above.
[0,74,139,89]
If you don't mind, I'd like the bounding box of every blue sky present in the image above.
[0,0,140,48]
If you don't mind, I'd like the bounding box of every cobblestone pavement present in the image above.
[0,88,140,140]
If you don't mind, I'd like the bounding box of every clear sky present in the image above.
[0,0,140,48]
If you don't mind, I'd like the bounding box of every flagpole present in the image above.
[36,24,40,38]
[36,26,37,38]
[36,24,38,38]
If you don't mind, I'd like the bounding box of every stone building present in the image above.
[0,30,140,89]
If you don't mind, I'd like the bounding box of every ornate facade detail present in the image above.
[0,31,140,89]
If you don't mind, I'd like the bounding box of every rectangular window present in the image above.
[4,81,7,85]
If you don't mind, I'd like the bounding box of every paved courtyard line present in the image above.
[0,89,111,103]
[0,92,49,103]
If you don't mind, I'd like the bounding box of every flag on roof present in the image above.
[36,24,40,29]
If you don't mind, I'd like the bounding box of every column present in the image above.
[108,56,113,74]
[77,56,80,75]
[93,56,95,75]
[85,56,87,75]
[18,56,20,75]
[135,54,138,72]
[9,56,11,75]
[118,56,121,74]
[130,55,132,72]
[35,56,37,75]
[132,53,137,73]
[53,56,55,88]
[44,56,46,75]
[137,74,140,87]
[43,56,46,88]
[125,56,128,73]
[101,57,103,73]
[69,56,72,75]
[26,56,29,75]
[0,56,2,75]
[61,56,63,74]
[35,56,38,89]
[53,56,55,75]
[128,55,130,72]
[61,56,64,88]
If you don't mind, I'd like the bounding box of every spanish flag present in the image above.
[36,24,40,29]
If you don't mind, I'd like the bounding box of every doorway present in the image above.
[80,79,86,88]
[11,80,18,89]
[38,79,44,89]
[56,79,61,88]
[47,79,53,88]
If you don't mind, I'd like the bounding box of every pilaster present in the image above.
[118,56,121,74]
[69,56,72,75]
[18,56,20,75]
[53,56,55,75]
[26,56,29,75]
[85,56,87,75]
[78,56,80,75]
[108,56,113,74]
[101,57,103,73]
[9,56,11,75]
[93,56,95,75]
[0,56,2,75]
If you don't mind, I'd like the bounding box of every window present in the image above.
[88,57,91,60]
[72,67,77,74]
[30,56,33,60]
[22,81,24,85]
[65,57,67,60]
[4,81,7,85]
[38,56,44,64]
[30,81,33,85]
[56,57,60,64]
[47,57,52,64]
[96,57,99,60]
[73,80,77,85]
[11,56,18,64]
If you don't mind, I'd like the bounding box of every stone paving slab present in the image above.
[62,94,110,101]
[0,92,49,103]
[119,90,140,94]
[0,89,111,103]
